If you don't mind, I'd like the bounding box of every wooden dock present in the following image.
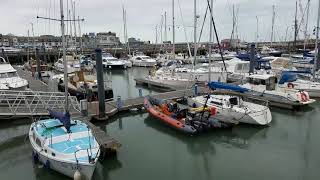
[88,87,209,119]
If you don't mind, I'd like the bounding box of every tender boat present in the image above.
[0,56,29,90]
[102,53,127,69]
[131,55,157,67]
[144,96,234,134]
[29,111,100,180]
[188,94,272,125]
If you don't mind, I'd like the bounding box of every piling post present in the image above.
[36,48,42,80]
[249,43,255,74]
[95,48,106,118]
[116,96,123,109]
[138,89,143,97]
[194,84,198,96]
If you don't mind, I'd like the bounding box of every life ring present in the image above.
[300,92,308,102]
[287,83,294,88]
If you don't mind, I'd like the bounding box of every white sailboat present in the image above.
[29,1,100,179]
[188,95,272,125]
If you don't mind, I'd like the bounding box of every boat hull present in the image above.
[32,149,96,180]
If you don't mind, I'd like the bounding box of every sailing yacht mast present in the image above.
[256,16,259,48]
[294,1,298,49]
[208,0,213,81]
[72,0,77,47]
[304,0,311,51]
[59,0,68,111]
[271,5,275,48]
[314,0,320,78]
[172,0,175,59]
[193,0,197,67]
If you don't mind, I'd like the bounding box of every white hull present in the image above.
[188,96,272,125]
[132,61,157,67]
[32,148,96,180]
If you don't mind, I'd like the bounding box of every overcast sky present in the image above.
[0,0,319,43]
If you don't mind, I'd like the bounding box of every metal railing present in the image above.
[0,90,80,116]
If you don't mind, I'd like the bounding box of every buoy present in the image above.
[74,170,82,180]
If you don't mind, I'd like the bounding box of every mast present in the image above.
[304,0,311,51]
[172,0,175,59]
[230,4,235,49]
[31,23,36,59]
[193,0,197,68]
[164,11,167,55]
[314,0,320,78]
[271,5,275,47]
[27,30,30,61]
[208,0,213,81]
[122,5,127,53]
[59,0,68,111]
[294,1,298,49]
[256,16,259,48]
[72,0,77,48]
[78,16,83,54]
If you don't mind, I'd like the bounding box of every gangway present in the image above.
[0,90,80,117]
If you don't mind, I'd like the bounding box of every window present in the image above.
[210,101,222,106]
[136,57,142,60]
[0,73,6,78]
[7,72,17,77]
[229,97,238,105]
[35,138,41,147]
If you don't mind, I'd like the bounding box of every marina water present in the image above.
[0,67,320,180]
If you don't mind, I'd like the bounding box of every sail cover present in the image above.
[48,109,71,133]
[278,72,298,84]
[207,82,249,93]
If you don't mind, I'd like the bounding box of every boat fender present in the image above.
[32,151,39,164]
[74,170,82,180]
[45,160,50,169]
[210,107,217,117]
[287,83,294,88]
[300,92,308,102]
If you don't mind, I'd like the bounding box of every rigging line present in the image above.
[177,0,192,58]
[205,0,227,72]
[49,0,52,35]
[198,4,209,44]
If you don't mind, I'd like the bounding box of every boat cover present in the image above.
[207,81,249,93]
[48,109,71,133]
[278,72,298,84]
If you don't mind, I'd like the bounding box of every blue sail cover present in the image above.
[278,72,298,84]
[207,82,249,93]
[48,109,71,133]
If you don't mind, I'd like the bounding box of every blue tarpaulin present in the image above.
[207,82,249,93]
[278,72,298,84]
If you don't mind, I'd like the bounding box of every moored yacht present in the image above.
[131,55,157,67]
[0,57,29,90]
[54,55,81,73]
[102,53,128,69]
[188,94,272,125]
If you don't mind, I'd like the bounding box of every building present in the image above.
[96,31,120,48]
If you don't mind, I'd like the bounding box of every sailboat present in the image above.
[29,1,100,179]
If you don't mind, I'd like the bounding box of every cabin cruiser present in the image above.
[240,71,316,106]
[131,55,157,67]
[188,95,272,125]
[260,46,282,57]
[102,53,130,69]
[54,55,81,73]
[0,57,29,90]
[79,55,95,71]
[277,71,320,98]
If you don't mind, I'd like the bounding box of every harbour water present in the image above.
[1,67,320,180]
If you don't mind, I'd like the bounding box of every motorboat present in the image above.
[79,55,95,71]
[0,56,29,90]
[29,112,100,180]
[102,53,128,69]
[278,71,320,98]
[260,46,282,57]
[144,96,234,134]
[54,55,81,73]
[131,55,157,67]
[188,94,272,125]
[53,71,114,101]
[240,71,316,106]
